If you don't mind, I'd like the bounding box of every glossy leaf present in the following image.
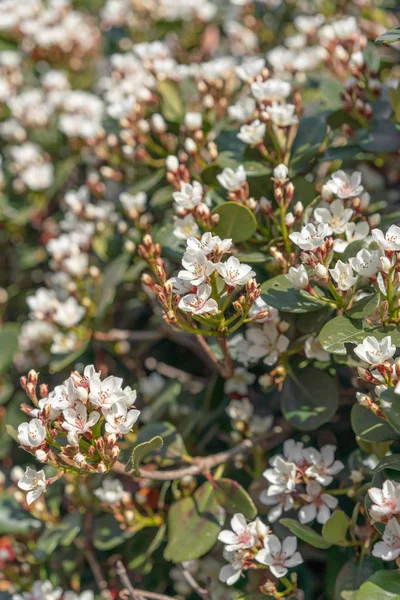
[380,388,400,434]
[376,26,400,45]
[135,422,188,467]
[212,202,257,243]
[355,571,400,599]
[96,254,129,318]
[126,435,164,474]
[319,316,400,355]
[280,518,331,549]
[93,515,135,550]
[0,324,19,375]
[0,495,41,535]
[322,511,350,546]
[214,478,257,519]
[351,404,398,442]
[290,113,327,169]
[261,275,325,313]
[346,293,380,320]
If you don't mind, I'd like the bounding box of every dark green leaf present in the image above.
[0,324,19,375]
[290,114,327,169]
[150,186,173,208]
[376,26,400,45]
[334,557,381,600]
[319,316,400,355]
[280,518,331,549]
[212,202,257,243]
[261,275,325,313]
[351,404,398,442]
[96,254,129,318]
[0,495,41,535]
[346,293,380,320]
[341,240,368,262]
[93,514,135,550]
[357,121,400,153]
[34,512,81,561]
[135,422,189,467]
[355,571,400,599]
[158,80,184,122]
[126,436,164,475]
[128,525,167,570]
[214,478,257,519]
[380,388,400,433]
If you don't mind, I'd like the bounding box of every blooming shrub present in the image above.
[1,0,400,598]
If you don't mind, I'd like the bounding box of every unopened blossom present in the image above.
[273,163,289,183]
[263,456,297,496]
[94,478,125,504]
[286,264,308,289]
[289,223,329,250]
[173,181,203,209]
[349,249,382,277]
[368,480,400,523]
[219,548,245,586]
[173,215,199,240]
[256,535,303,578]
[251,79,291,102]
[17,467,47,505]
[53,297,85,328]
[304,445,344,486]
[18,418,46,447]
[372,518,400,561]
[224,367,256,396]
[267,102,298,127]
[178,250,216,286]
[372,225,400,251]
[329,260,357,291]
[217,165,246,191]
[62,404,101,446]
[104,401,140,434]
[218,513,257,552]
[325,171,363,199]
[216,256,255,288]
[354,336,396,366]
[226,398,253,422]
[179,284,218,315]
[314,200,353,235]
[299,481,338,524]
[237,120,266,145]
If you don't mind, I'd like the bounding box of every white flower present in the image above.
[224,368,256,395]
[12,581,63,600]
[299,481,338,524]
[286,265,308,289]
[166,155,179,172]
[216,256,255,288]
[217,165,246,192]
[89,375,123,411]
[186,232,223,255]
[53,297,85,328]
[18,418,46,447]
[185,112,202,131]
[259,490,294,523]
[273,163,289,183]
[314,200,353,235]
[237,119,266,145]
[256,535,303,578]
[94,479,124,504]
[329,260,357,291]
[304,445,344,485]
[17,467,47,505]
[104,401,140,434]
[50,332,77,355]
[178,250,216,286]
[62,404,101,446]
[218,513,257,552]
[246,322,289,366]
[173,214,199,240]
[179,284,219,315]
[173,181,203,209]
[119,191,147,213]
[372,518,400,561]
[267,102,298,127]
[372,225,400,251]
[219,549,245,586]
[139,372,165,398]
[349,249,382,277]
[236,58,265,81]
[289,223,329,250]
[304,335,329,361]
[228,96,256,121]
[368,480,400,522]
[354,336,396,366]
[325,170,363,199]
[333,222,370,254]
[226,398,253,422]
[27,288,58,318]
[251,79,291,102]
[263,456,297,495]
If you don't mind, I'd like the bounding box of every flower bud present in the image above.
[166,155,179,172]
[151,113,167,133]
[35,449,48,462]
[380,256,391,273]
[184,138,197,154]
[184,112,202,131]
[273,163,288,183]
[315,263,328,278]
[285,212,294,227]
[368,213,381,227]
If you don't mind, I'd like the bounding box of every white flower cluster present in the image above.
[12,579,93,600]
[369,480,400,562]
[260,440,343,524]
[218,513,302,584]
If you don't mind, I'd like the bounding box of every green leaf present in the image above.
[126,436,164,475]
[290,113,327,169]
[96,254,129,318]
[49,339,89,374]
[157,80,184,122]
[373,454,400,474]
[334,557,381,600]
[212,202,257,243]
[155,221,186,262]
[280,518,331,549]
[341,240,368,262]
[128,170,164,195]
[164,482,224,562]
[281,368,339,431]
[357,121,400,153]
[0,495,41,535]
[351,404,398,442]
[93,514,135,550]
[346,293,380,320]
[376,26,400,45]
[214,478,257,519]
[380,388,400,433]
[0,324,19,375]
[128,525,167,570]
[322,511,350,546]
[261,275,325,313]
[235,251,266,263]
[355,571,400,599]
[319,316,400,355]
[135,422,189,467]
[150,186,173,208]
[34,512,81,561]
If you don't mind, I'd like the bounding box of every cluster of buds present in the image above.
[17,366,140,504]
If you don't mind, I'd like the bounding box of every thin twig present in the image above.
[114,421,292,481]
[116,561,176,600]
[196,334,228,378]
[181,567,210,598]
[75,539,112,600]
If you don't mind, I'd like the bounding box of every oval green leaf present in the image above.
[212,202,257,243]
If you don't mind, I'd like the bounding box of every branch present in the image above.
[114,421,292,481]
[116,561,176,600]
[181,567,210,599]
[75,539,112,600]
